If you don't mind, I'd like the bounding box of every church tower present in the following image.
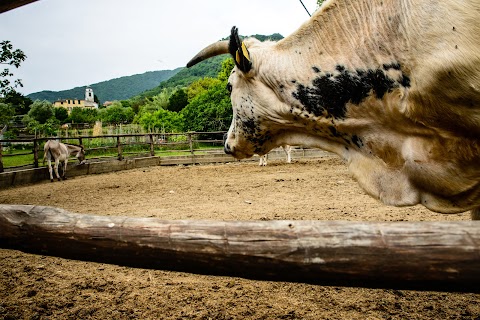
[85,86,94,102]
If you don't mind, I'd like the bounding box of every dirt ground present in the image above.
[0,156,479,319]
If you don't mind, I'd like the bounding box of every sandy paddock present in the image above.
[0,156,478,319]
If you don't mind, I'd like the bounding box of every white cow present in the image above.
[188,0,480,219]
[258,145,292,166]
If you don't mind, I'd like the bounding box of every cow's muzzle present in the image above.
[224,142,233,155]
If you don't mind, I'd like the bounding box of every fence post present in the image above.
[188,133,194,155]
[78,137,83,146]
[149,134,154,157]
[0,143,3,173]
[33,139,39,168]
[117,136,123,161]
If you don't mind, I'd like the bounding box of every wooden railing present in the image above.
[0,131,226,173]
[1,204,479,291]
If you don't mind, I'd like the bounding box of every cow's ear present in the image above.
[229,26,252,73]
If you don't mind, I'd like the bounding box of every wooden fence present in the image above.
[0,131,226,173]
[1,204,479,292]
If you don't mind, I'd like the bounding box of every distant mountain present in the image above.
[26,68,182,103]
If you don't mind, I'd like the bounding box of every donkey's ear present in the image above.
[228,26,252,73]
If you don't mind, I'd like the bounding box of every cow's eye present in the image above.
[226,83,232,93]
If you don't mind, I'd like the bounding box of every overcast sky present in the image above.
[1,0,317,95]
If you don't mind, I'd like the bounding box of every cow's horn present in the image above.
[186,26,252,73]
[186,40,229,68]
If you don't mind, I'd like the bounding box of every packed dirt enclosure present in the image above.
[0,156,479,319]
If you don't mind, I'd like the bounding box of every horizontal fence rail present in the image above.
[1,205,479,292]
[0,131,227,172]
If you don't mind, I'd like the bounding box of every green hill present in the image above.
[133,55,228,100]
[26,68,182,104]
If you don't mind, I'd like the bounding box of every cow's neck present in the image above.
[278,0,408,69]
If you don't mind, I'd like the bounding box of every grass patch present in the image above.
[2,153,35,168]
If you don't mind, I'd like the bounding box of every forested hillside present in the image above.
[26,68,182,103]
[132,55,227,101]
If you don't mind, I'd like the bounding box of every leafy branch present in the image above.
[0,40,26,96]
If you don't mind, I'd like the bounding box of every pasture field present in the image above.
[0,157,478,319]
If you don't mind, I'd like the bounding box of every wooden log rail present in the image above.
[0,204,479,292]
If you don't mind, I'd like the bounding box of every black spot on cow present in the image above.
[383,62,401,70]
[351,135,363,148]
[400,75,411,88]
[292,63,410,119]
[242,118,256,134]
[238,115,273,152]
[342,136,352,145]
[328,126,339,137]
[312,66,321,73]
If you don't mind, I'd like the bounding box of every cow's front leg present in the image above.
[471,208,480,220]
[259,154,267,166]
[284,146,292,163]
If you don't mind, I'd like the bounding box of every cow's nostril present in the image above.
[224,143,232,154]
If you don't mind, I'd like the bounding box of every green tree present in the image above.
[187,77,221,102]
[42,117,60,136]
[136,108,184,133]
[23,108,59,137]
[135,87,175,116]
[0,90,32,115]
[69,107,98,124]
[180,57,234,132]
[166,88,188,112]
[120,100,131,109]
[0,102,15,126]
[0,41,26,97]
[99,101,134,125]
[181,81,232,132]
[217,58,235,82]
[53,107,69,123]
[26,100,54,124]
